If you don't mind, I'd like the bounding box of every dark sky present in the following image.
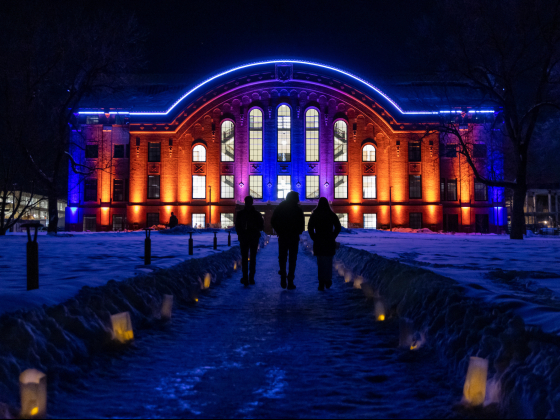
[127,0,434,81]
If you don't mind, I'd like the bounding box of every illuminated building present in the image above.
[66,61,507,233]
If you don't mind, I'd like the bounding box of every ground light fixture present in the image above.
[20,369,46,419]
[204,273,211,289]
[463,356,489,406]
[375,300,386,322]
[111,312,134,343]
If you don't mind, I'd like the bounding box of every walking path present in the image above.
[51,239,465,419]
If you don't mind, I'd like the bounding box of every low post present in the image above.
[189,232,194,255]
[228,230,231,246]
[143,228,152,265]
[22,223,41,291]
[213,231,218,250]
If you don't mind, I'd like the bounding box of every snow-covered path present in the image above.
[50,239,466,419]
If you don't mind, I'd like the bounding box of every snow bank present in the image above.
[311,235,560,417]
[0,246,242,412]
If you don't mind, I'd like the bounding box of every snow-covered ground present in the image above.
[0,231,236,315]
[337,230,560,333]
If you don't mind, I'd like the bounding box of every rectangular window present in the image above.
[473,144,487,158]
[440,178,446,201]
[306,176,320,199]
[336,213,348,229]
[221,175,235,199]
[221,213,234,229]
[475,182,488,201]
[114,144,125,158]
[447,179,457,201]
[86,115,99,124]
[249,176,263,199]
[126,144,130,158]
[409,213,423,230]
[148,142,161,162]
[85,145,98,159]
[147,213,160,228]
[249,110,263,162]
[84,179,97,202]
[221,121,235,162]
[304,211,312,231]
[277,175,291,200]
[306,109,319,162]
[363,176,377,199]
[193,176,206,199]
[278,106,291,162]
[83,216,97,232]
[113,179,124,202]
[408,142,421,162]
[112,215,124,231]
[192,213,206,229]
[364,214,377,229]
[334,121,348,162]
[125,179,129,202]
[334,176,348,199]
[147,175,160,199]
[444,144,457,158]
[409,175,422,199]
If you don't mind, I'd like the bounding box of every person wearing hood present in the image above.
[271,191,305,290]
[307,197,342,291]
[235,196,264,286]
[169,212,179,229]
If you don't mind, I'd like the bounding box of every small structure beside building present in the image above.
[4,192,66,232]
[523,183,559,233]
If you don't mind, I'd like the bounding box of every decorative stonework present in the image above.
[334,163,348,174]
[250,163,262,173]
[275,63,293,81]
[278,163,290,174]
[307,163,319,174]
[363,163,376,174]
[409,163,422,174]
[192,163,206,174]
[148,163,160,175]
[221,163,234,174]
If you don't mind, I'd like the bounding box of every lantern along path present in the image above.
[51,238,472,419]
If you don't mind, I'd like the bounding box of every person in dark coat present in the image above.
[169,212,179,229]
[271,191,305,290]
[308,197,342,291]
[235,196,264,286]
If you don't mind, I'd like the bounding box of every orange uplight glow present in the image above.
[101,207,110,226]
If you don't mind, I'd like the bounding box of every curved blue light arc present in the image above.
[78,60,494,117]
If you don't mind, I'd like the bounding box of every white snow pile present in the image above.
[0,246,242,414]
[319,237,560,418]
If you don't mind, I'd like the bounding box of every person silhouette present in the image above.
[271,191,305,290]
[307,197,342,291]
[235,196,264,286]
[169,212,178,229]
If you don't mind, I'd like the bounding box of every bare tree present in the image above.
[416,0,560,239]
[0,1,144,234]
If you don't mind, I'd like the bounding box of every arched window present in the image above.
[362,144,376,162]
[221,120,234,162]
[305,109,319,162]
[334,120,347,162]
[277,105,291,162]
[192,144,206,162]
[249,109,263,162]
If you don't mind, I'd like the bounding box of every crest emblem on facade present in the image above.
[276,64,293,82]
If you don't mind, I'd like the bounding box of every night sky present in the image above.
[126,0,434,81]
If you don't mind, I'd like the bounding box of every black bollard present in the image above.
[189,232,193,255]
[213,231,218,250]
[143,228,151,265]
[22,223,41,291]
[228,230,231,246]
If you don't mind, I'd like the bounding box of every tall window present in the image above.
[249,176,263,199]
[147,213,160,228]
[334,120,348,162]
[249,109,263,162]
[337,213,348,229]
[148,175,160,199]
[193,145,206,162]
[148,143,161,162]
[447,179,457,201]
[277,105,291,162]
[84,179,97,202]
[364,214,377,229]
[473,144,487,158]
[278,175,291,200]
[192,214,205,228]
[363,145,376,162]
[113,179,124,202]
[112,215,124,231]
[409,175,422,199]
[334,176,348,199]
[85,145,98,159]
[306,176,319,199]
[409,213,422,230]
[475,182,488,201]
[221,120,235,162]
[305,109,319,162]
[221,176,234,199]
[114,145,125,158]
[363,176,377,199]
[440,178,446,201]
[193,176,206,199]
[409,141,421,162]
[221,213,234,229]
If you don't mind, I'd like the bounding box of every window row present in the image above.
[440,178,488,201]
[84,179,129,202]
[85,144,130,159]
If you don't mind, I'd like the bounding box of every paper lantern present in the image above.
[20,369,46,419]
[204,273,211,289]
[463,357,488,406]
[375,300,385,321]
[111,312,134,343]
[161,295,173,319]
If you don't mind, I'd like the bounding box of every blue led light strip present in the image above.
[77,60,495,117]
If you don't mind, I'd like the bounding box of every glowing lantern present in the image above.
[233,262,238,271]
[20,369,47,419]
[353,276,364,289]
[344,270,352,283]
[463,357,488,406]
[204,273,211,289]
[111,312,134,343]
[375,300,385,321]
[161,295,173,319]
